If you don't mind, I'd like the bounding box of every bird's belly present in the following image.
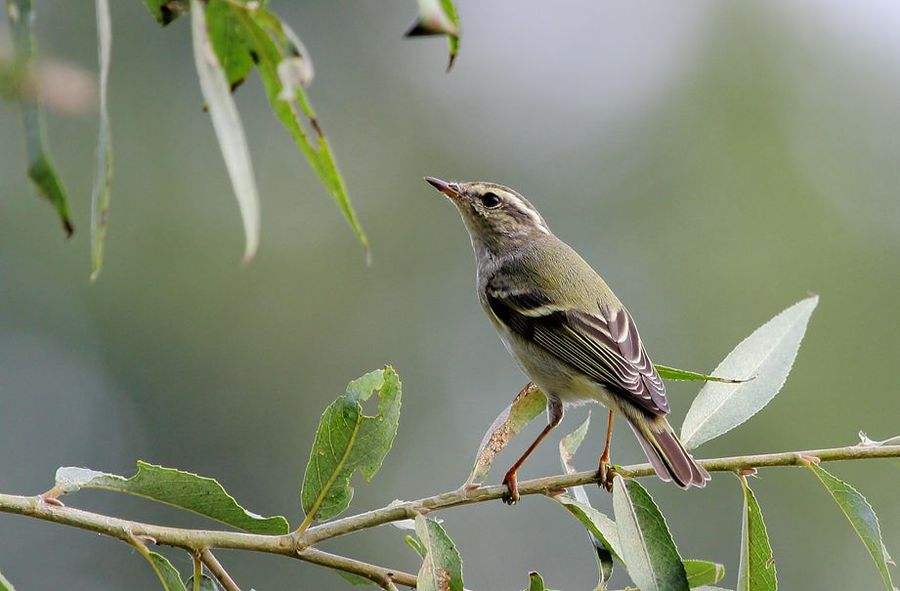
[498,331,615,409]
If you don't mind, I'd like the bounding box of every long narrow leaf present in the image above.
[130,541,187,591]
[6,0,74,236]
[415,514,464,591]
[681,296,818,450]
[807,464,895,590]
[0,567,14,591]
[737,477,777,591]
[90,0,113,280]
[190,0,260,262]
[655,364,747,384]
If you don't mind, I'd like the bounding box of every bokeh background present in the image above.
[1,1,898,589]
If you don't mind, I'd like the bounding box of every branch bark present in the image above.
[0,442,896,588]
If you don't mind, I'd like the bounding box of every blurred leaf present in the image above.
[680,296,818,450]
[807,464,895,590]
[210,2,368,256]
[191,0,260,262]
[338,572,374,587]
[406,0,460,71]
[466,383,547,485]
[205,0,254,89]
[557,413,616,588]
[186,574,220,591]
[737,477,777,591]
[133,546,187,591]
[143,0,188,26]
[684,560,726,588]
[523,571,559,591]
[612,476,689,591]
[300,367,402,525]
[655,365,747,384]
[406,534,428,557]
[415,514,464,591]
[0,567,14,591]
[90,0,113,281]
[6,0,74,237]
[54,463,289,534]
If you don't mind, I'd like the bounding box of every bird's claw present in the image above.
[501,471,520,505]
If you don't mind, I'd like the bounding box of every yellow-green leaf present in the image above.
[737,477,777,591]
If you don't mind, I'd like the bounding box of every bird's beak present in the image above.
[424,176,462,200]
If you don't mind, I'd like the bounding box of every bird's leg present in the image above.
[502,395,564,505]
[597,409,615,492]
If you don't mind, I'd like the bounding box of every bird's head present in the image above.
[425,177,550,254]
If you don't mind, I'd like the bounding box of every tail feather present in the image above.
[624,410,709,489]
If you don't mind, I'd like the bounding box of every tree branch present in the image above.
[200,548,241,591]
[0,442,895,588]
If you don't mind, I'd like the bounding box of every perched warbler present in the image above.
[426,177,710,503]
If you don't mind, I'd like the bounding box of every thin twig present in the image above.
[200,548,241,591]
[0,442,896,589]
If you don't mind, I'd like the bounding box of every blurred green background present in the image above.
[1,1,898,589]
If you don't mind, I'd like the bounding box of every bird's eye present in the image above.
[479,192,502,208]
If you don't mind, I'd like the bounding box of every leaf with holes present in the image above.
[300,367,402,525]
[466,383,547,485]
[808,464,895,590]
[54,462,289,534]
[737,477,777,591]
[681,296,818,450]
[612,476,689,591]
[415,514,464,591]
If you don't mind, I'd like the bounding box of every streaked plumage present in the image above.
[427,177,709,490]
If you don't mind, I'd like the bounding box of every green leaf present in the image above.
[415,514,464,591]
[556,413,617,588]
[133,547,187,591]
[191,0,260,262]
[466,383,547,485]
[205,0,254,89]
[142,0,188,26]
[737,477,777,591]
[338,571,374,587]
[0,566,15,591]
[681,296,818,450]
[186,574,220,591]
[205,3,368,256]
[612,476,690,591]
[655,365,747,384]
[523,571,559,591]
[90,0,113,281]
[684,560,726,588]
[54,462,289,534]
[6,0,74,236]
[406,0,460,71]
[807,463,895,590]
[405,534,428,557]
[300,367,402,524]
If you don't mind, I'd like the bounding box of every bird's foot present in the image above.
[501,470,520,505]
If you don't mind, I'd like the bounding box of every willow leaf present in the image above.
[737,477,777,591]
[90,0,113,280]
[415,514,464,591]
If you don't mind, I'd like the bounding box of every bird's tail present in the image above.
[622,407,710,489]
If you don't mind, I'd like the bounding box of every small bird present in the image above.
[426,177,709,503]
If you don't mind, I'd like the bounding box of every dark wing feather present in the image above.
[487,289,669,416]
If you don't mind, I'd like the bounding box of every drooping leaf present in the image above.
[142,0,188,26]
[132,546,187,591]
[6,0,74,236]
[556,413,617,587]
[523,571,560,591]
[338,571,374,587]
[737,477,777,591]
[186,574,220,591]
[54,462,289,534]
[190,0,261,262]
[205,3,368,256]
[300,367,402,525]
[655,365,747,384]
[406,0,461,71]
[807,464,895,590]
[0,567,15,591]
[466,383,547,485]
[415,514,464,591]
[405,534,428,557]
[684,560,726,588]
[681,296,818,450]
[90,0,113,280]
[612,476,690,591]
